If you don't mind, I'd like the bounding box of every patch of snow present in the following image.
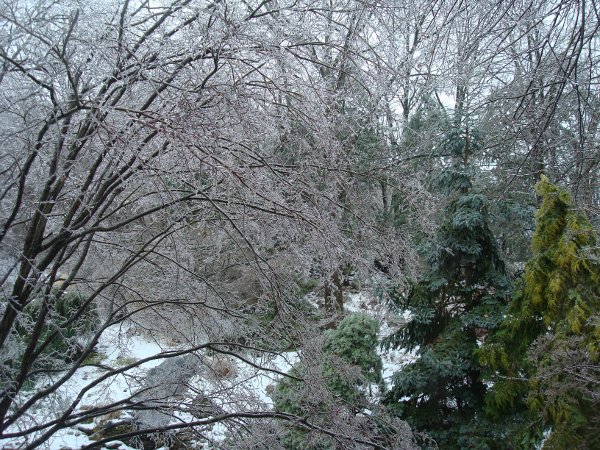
[381,347,418,385]
[3,287,413,449]
[45,428,97,449]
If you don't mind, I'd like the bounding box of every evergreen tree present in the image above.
[273,314,386,449]
[383,129,511,449]
[480,176,600,449]
[322,313,383,393]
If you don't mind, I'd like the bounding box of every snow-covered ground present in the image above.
[0,322,300,449]
[1,289,410,449]
[0,323,164,449]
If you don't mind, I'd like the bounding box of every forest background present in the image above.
[0,0,598,448]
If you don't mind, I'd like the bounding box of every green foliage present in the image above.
[272,365,307,417]
[488,196,536,266]
[275,314,382,408]
[82,351,107,366]
[353,127,384,172]
[323,314,383,385]
[293,275,320,298]
[438,128,483,160]
[382,95,450,230]
[320,314,382,404]
[480,176,600,448]
[402,95,450,158]
[272,314,383,448]
[0,290,99,392]
[245,296,322,352]
[19,290,98,367]
[281,428,333,450]
[383,129,511,449]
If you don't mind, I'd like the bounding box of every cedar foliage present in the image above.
[383,129,511,449]
[480,176,600,449]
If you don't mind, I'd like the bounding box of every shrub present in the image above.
[272,314,385,448]
[19,290,98,369]
[324,314,382,385]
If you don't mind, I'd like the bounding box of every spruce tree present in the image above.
[383,129,511,449]
[480,176,600,449]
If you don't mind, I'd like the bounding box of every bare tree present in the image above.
[0,0,420,448]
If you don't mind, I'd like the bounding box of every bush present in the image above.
[324,314,382,385]
[272,314,384,448]
[294,274,320,297]
[19,290,98,368]
[274,314,382,410]
[246,296,322,352]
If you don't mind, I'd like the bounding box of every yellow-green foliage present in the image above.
[480,176,600,448]
[524,176,600,358]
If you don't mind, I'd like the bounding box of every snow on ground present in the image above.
[0,323,169,450]
[25,428,139,450]
[2,288,410,449]
[0,321,300,449]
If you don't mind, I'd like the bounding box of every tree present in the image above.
[0,0,417,447]
[470,0,600,218]
[271,314,411,449]
[323,314,383,390]
[480,176,600,449]
[383,129,511,449]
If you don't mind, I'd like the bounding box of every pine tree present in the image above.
[383,129,511,449]
[480,176,600,449]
